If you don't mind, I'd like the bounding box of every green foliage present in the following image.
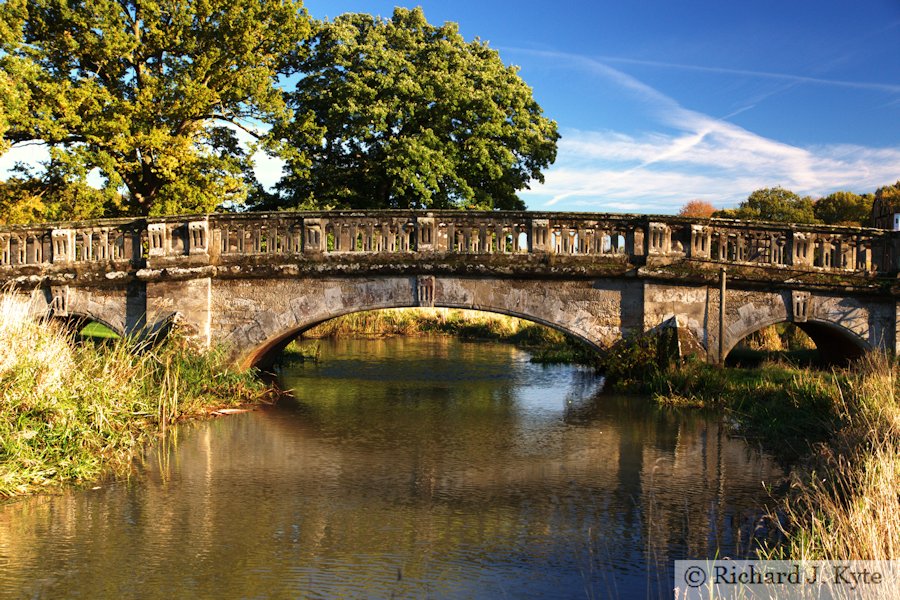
[643,359,844,456]
[1,0,311,217]
[597,331,666,392]
[269,7,559,211]
[715,186,819,223]
[0,157,124,224]
[0,0,26,156]
[813,190,873,226]
[874,180,900,210]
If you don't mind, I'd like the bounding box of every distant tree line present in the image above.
[679,182,900,228]
[0,1,559,224]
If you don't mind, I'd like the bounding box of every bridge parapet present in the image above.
[0,218,146,268]
[0,211,895,276]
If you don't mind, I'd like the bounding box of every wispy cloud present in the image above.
[513,49,900,212]
[597,55,900,95]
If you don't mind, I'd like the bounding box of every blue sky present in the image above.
[3,0,899,214]
[303,0,900,212]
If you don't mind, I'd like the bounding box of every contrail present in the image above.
[594,56,900,95]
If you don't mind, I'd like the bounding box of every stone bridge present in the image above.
[2,210,899,367]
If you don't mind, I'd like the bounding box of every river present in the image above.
[0,337,783,598]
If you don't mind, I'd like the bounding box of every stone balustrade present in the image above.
[0,211,894,275]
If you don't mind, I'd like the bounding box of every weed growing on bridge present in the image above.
[0,294,272,498]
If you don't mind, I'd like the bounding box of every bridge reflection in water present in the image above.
[0,210,897,365]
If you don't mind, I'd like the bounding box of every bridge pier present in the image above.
[146,278,212,347]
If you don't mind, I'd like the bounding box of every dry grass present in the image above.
[767,352,900,560]
[303,308,539,339]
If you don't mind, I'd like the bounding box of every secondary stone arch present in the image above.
[227,276,626,368]
[53,311,125,338]
[723,314,872,364]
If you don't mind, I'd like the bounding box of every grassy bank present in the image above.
[284,308,596,365]
[606,339,900,560]
[764,352,900,560]
[0,294,273,498]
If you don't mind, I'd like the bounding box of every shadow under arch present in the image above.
[724,317,870,365]
[51,312,125,339]
[244,305,603,370]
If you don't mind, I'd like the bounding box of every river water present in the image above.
[0,337,783,599]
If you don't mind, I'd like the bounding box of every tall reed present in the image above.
[766,352,900,560]
[0,292,271,497]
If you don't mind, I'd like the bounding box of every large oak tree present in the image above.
[269,7,559,211]
[1,0,310,217]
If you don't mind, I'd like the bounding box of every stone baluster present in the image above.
[860,241,874,271]
[493,224,504,253]
[303,218,325,253]
[12,234,26,264]
[842,239,857,271]
[329,223,342,252]
[217,226,229,254]
[0,234,10,266]
[530,219,549,253]
[689,225,710,259]
[24,234,42,264]
[815,236,831,268]
[52,229,76,263]
[791,232,808,266]
[417,217,434,253]
[381,223,392,252]
[772,235,785,265]
[188,220,209,256]
[360,223,371,251]
[97,229,109,261]
[444,222,455,252]
[346,223,357,252]
[647,222,671,256]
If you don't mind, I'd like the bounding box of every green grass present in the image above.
[281,339,321,363]
[79,321,119,339]
[0,294,273,498]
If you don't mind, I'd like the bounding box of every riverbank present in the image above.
[283,308,596,364]
[0,294,274,498]
[607,347,900,560]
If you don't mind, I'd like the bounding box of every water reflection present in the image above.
[0,338,782,599]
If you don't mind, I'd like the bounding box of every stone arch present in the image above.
[52,312,125,338]
[21,286,128,338]
[722,293,875,364]
[61,291,129,338]
[246,305,601,369]
[222,277,628,368]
